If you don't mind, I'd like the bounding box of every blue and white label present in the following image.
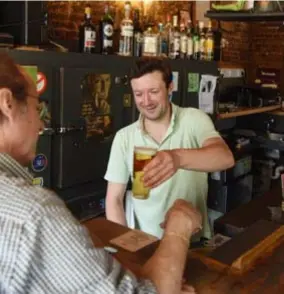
[32,154,48,172]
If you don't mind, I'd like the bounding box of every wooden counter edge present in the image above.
[218,105,281,119]
[231,225,284,273]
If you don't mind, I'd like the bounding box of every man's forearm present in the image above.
[141,218,192,294]
[106,200,127,226]
[173,144,234,172]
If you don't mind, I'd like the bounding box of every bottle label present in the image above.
[180,35,187,53]
[206,39,214,52]
[173,37,180,52]
[103,24,113,37]
[103,39,113,48]
[84,30,96,48]
[135,32,143,44]
[143,36,157,54]
[200,38,206,53]
[193,39,199,54]
[121,25,134,37]
[187,38,193,55]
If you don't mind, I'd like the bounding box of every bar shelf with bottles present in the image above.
[79,2,215,62]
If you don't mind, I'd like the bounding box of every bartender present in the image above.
[104,57,234,244]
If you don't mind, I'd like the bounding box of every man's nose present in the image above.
[143,93,151,106]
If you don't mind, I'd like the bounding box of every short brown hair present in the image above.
[0,52,28,102]
[130,57,173,88]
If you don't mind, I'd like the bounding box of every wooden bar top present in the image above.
[83,216,284,293]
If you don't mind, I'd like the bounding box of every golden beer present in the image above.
[132,147,157,199]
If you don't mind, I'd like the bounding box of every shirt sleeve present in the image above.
[104,131,130,184]
[27,194,157,294]
[190,109,221,147]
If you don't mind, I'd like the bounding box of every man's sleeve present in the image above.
[190,109,221,147]
[30,194,157,294]
[104,131,130,184]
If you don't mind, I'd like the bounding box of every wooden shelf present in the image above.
[218,105,281,119]
[205,11,284,22]
[269,110,284,116]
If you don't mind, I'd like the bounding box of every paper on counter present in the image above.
[198,75,217,114]
[110,230,158,252]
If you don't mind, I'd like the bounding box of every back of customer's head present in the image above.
[0,52,29,108]
[130,57,173,89]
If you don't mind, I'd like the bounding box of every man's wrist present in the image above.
[171,148,190,170]
[165,213,194,238]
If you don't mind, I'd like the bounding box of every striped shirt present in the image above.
[0,153,156,294]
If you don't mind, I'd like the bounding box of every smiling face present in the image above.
[131,71,172,122]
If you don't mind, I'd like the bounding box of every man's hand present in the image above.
[143,150,179,188]
[162,199,202,234]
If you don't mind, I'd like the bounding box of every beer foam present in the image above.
[134,147,157,156]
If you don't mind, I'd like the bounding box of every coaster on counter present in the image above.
[110,230,158,252]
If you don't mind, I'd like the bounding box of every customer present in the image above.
[105,57,234,241]
[0,52,201,294]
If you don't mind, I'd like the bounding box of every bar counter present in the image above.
[83,188,284,293]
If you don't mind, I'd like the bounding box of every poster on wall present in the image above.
[81,73,113,140]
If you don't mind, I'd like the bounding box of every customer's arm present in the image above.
[106,182,127,226]
[27,192,156,294]
[141,199,202,294]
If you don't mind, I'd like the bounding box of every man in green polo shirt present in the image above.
[104,57,234,242]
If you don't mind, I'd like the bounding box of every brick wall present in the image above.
[47,1,193,41]
[220,20,284,92]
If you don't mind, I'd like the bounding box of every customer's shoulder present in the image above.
[0,172,64,222]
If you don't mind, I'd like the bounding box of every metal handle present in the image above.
[57,126,84,134]
[39,127,55,136]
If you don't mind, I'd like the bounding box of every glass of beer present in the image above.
[132,147,157,199]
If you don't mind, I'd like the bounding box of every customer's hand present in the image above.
[143,150,179,188]
[161,199,202,234]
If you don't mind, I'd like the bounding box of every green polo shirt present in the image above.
[104,103,221,241]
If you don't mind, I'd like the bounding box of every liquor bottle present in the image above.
[186,19,193,60]
[169,15,180,59]
[79,4,96,53]
[192,22,200,60]
[100,4,114,55]
[164,14,172,56]
[119,2,134,56]
[180,22,187,59]
[205,21,214,61]
[158,23,168,57]
[199,21,206,61]
[133,9,143,57]
[142,24,158,57]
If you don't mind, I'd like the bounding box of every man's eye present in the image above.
[135,93,142,97]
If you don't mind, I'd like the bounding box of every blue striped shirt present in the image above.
[0,153,156,293]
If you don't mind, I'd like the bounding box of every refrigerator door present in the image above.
[53,62,133,189]
[27,65,54,188]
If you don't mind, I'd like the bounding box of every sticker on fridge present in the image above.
[37,72,47,95]
[172,71,179,92]
[187,73,199,93]
[198,75,217,114]
[33,177,44,187]
[32,154,48,172]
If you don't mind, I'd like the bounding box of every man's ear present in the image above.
[0,88,15,120]
[168,81,174,96]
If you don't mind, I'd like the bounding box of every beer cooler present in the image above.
[9,50,135,221]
